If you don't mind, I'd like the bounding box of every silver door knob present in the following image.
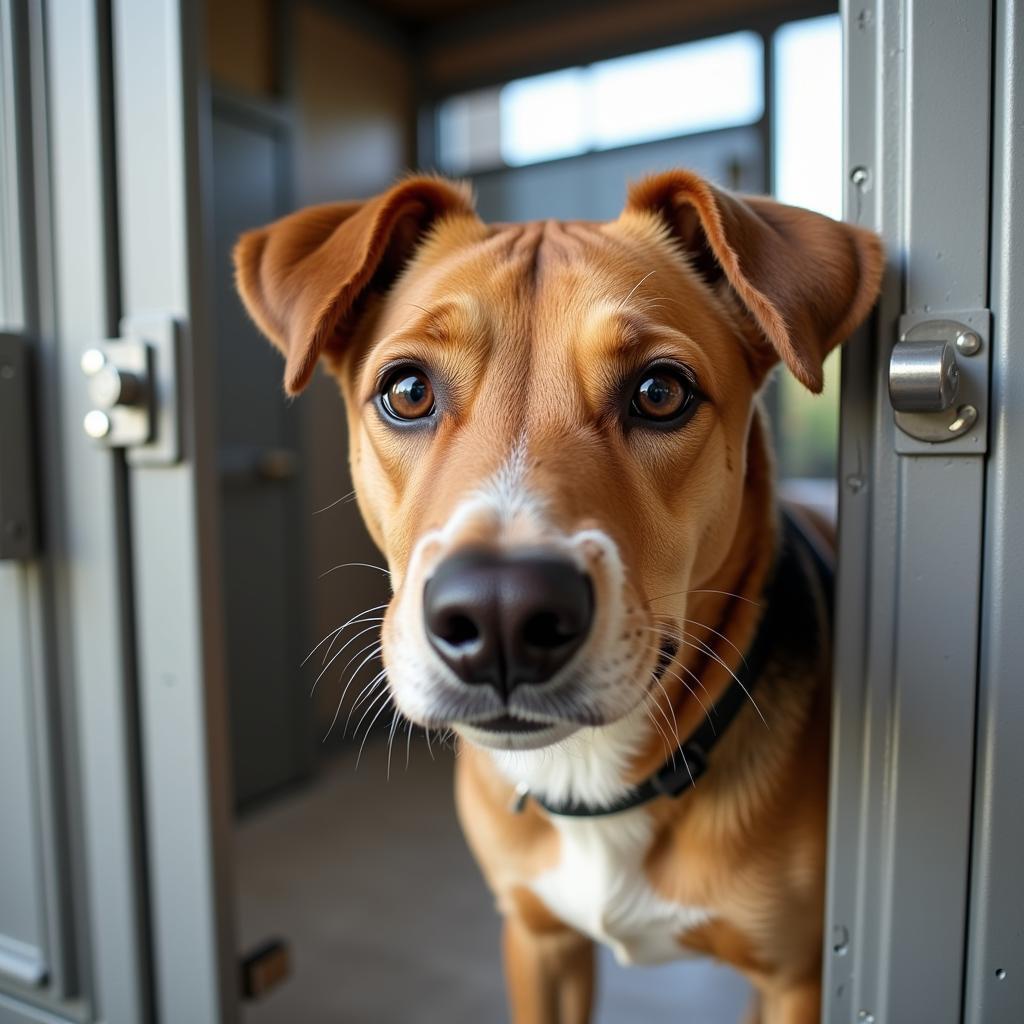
[83,354,145,409]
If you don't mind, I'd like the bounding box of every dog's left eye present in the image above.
[630,365,698,423]
[381,368,435,421]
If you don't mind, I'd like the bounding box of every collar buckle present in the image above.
[650,742,708,798]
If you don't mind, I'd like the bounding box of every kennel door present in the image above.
[827,2,1001,1023]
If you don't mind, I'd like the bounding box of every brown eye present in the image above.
[631,366,695,422]
[382,369,435,421]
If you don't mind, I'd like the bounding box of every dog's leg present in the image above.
[503,914,594,1024]
[757,978,820,1024]
[742,992,763,1024]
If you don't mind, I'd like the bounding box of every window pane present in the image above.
[589,32,763,149]
[500,68,588,166]
[437,87,503,175]
[773,14,842,218]
[438,31,766,172]
[772,14,843,485]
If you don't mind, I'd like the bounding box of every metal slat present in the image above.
[109,0,237,1021]
[37,0,153,1018]
[826,1,993,1021]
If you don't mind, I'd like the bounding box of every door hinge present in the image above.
[889,309,991,454]
[80,313,180,465]
[0,333,40,560]
[239,937,291,1000]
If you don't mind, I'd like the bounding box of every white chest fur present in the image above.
[489,707,712,965]
[529,809,711,966]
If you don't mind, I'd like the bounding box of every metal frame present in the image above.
[964,0,1024,1018]
[109,0,237,1020]
[826,2,993,1021]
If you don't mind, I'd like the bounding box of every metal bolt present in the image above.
[995,968,1006,980]
[955,329,981,356]
[80,348,106,376]
[83,409,112,439]
[845,474,866,493]
[948,404,978,434]
[851,166,871,189]
[857,1012,875,1024]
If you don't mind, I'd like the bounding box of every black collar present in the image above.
[515,509,833,818]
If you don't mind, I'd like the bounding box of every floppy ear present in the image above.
[625,170,884,392]
[233,176,476,395]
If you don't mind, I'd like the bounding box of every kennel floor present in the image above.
[236,735,751,1023]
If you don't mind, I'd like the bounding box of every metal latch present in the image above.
[80,314,180,465]
[889,311,990,454]
[0,333,40,560]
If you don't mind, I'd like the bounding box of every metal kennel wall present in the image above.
[0,1,1020,1023]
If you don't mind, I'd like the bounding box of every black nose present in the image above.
[423,549,593,695]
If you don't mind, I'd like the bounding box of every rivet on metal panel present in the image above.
[857,1012,875,1024]
[955,329,981,355]
[832,924,850,956]
[995,968,1006,980]
[83,409,112,440]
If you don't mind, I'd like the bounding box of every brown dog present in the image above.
[234,170,883,1023]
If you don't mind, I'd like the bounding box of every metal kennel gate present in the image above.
[0,1,1020,1022]
[825,0,1023,1022]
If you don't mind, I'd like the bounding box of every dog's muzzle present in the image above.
[422,548,594,697]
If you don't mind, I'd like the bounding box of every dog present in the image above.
[234,170,883,1023]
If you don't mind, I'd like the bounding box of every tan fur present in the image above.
[234,171,884,1023]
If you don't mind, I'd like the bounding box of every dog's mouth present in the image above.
[448,633,681,751]
[472,714,550,734]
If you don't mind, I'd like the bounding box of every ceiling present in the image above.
[359,0,526,33]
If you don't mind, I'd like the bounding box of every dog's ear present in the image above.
[234,176,476,395]
[625,170,884,392]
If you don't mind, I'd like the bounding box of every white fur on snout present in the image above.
[383,441,655,746]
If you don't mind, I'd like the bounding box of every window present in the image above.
[771,14,843,481]
[437,32,764,173]
[773,14,842,219]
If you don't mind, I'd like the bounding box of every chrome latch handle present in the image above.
[77,315,180,465]
[81,340,155,447]
[888,319,983,443]
[888,338,960,412]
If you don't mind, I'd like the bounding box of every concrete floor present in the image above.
[236,736,751,1023]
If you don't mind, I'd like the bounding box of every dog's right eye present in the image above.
[381,368,435,421]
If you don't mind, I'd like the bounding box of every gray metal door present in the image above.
[826,1,1022,1022]
[1,2,153,1021]
[0,1,237,1023]
[210,94,312,807]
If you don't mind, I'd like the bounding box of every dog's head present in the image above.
[235,171,882,752]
